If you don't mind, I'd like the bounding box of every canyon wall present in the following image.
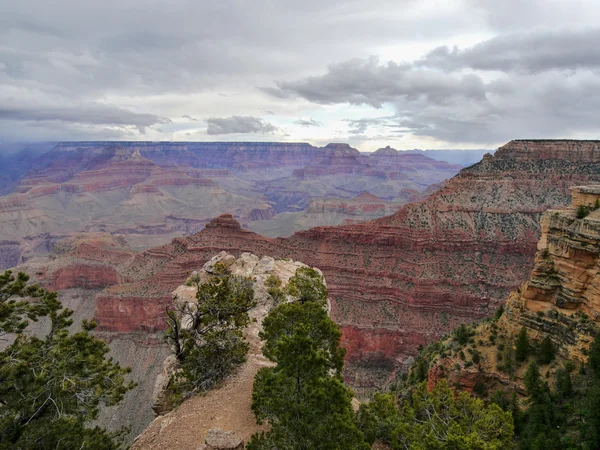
[46,140,600,390]
[426,185,600,395]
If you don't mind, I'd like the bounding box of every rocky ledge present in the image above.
[133,252,324,450]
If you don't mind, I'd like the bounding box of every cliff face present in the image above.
[426,186,600,394]
[1,142,459,269]
[30,140,595,391]
[521,185,600,317]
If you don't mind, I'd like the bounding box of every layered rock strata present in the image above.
[427,186,600,395]
[24,140,600,391]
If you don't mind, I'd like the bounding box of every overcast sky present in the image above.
[1,0,599,150]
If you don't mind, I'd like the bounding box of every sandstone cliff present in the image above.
[426,185,600,395]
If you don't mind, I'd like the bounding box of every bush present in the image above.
[454,323,471,345]
[576,204,590,219]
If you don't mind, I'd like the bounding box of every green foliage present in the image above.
[265,274,284,304]
[493,304,505,322]
[357,381,514,450]
[498,339,516,375]
[473,380,487,398]
[248,270,368,449]
[516,327,530,362]
[408,356,429,384]
[576,204,590,219]
[471,349,482,365]
[537,336,555,365]
[588,333,600,378]
[523,361,543,398]
[582,384,600,449]
[0,270,55,336]
[453,323,471,345]
[356,393,398,444]
[0,271,134,449]
[554,368,572,399]
[283,267,328,306]
[165,264,255,396]
[520,361,562,449]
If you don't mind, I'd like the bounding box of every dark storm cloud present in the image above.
[421,28,600,73]
[206,116,277,135]
[294,119,323,127]
[0,104,171,132]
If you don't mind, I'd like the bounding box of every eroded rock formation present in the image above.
[132,252,322,450]
[23,140,600,392]
[426,186,600,394]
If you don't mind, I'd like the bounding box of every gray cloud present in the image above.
[294,118,323,127]
[206,116,277,135]
[0,103,171,133]
[266,57,487,108]
[2,0,600,145]
[421,28,600,73]
[466,0,597,31]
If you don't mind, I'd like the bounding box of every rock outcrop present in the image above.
[132,252,322,450]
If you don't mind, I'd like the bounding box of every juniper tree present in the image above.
[165,263,256,396]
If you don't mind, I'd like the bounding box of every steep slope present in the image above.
[426,185,600,395]
[84,140,600,389]
[247,192,405,237]
[26,139,600,394]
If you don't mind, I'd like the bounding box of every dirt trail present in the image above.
[131,352,270,449]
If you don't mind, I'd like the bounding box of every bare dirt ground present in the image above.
[131,355,271,449]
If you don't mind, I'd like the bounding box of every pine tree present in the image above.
[0,271,135,449]
[538,336,555,364]
[524,360,543,398]
[516,326,530,362]
[554,368,572,398]
[248,272,368,450]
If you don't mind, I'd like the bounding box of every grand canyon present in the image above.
[0,142,465,270]
[4,139,600,441]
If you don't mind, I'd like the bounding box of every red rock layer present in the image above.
[81,140,600,386]
[25,140,600,389]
